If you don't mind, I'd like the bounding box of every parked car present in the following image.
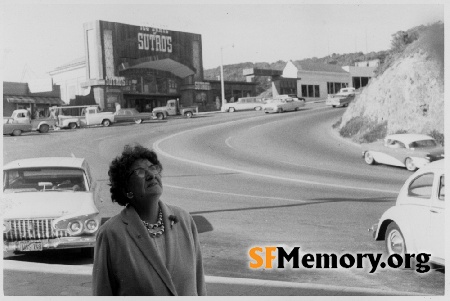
[114,108,154,124]
[263,96,305,113]
[326,87,356,108]
[3,109,56,135]
[362,134,444,171]
[369,159,445,266]
[3,117,32,136]
[221,97,266,112]
[3,157,101,257]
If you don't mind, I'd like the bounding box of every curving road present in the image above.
[3,103,444,295]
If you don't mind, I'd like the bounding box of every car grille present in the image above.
[4,219,69,242]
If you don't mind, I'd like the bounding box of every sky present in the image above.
[0,0,445,83]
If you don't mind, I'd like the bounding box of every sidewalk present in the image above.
[3,260,424,296]
[205,276,424,296]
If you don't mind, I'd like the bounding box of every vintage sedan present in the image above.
[3,117,32,136]
[114,108,154,124]
[326,87,356,108]
[221,97,266,113]
[369,159,445,267]
[3,157,101,257]
[362,134,444,171]
[263,96,305,113]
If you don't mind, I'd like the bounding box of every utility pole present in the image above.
[220,44,234,107]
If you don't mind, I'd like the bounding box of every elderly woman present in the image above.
[92,144,207,296]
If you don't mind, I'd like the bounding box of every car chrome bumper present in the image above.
[3,236,96,252]
[368,223,378,239]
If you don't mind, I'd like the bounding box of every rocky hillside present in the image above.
[338,22,444,144]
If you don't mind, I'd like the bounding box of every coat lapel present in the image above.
[159,201,178,276]
[121,206,178,296]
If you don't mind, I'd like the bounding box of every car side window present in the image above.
[439,175,445,201]
[408,173,434,199]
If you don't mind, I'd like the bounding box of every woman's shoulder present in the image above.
[97,211,126,235]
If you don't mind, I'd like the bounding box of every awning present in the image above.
[6,96,65,105]
[126,58,195,78]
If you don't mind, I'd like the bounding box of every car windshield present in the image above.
[3,168,87,193]
[409,139,438,148]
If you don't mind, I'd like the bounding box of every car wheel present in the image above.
[332,105,336,108]
[156,113,164,120]
[229,107,235,113]
[69,122,77,130]
[278,108,283,113]
[405,157,417,171]
[135,119,143,124]
[384,222,415,269]
[385,222,406,256]
[364,151,376,165]
[39,124,49,133]
[255,106,262,111]
[294,107,300,111]
[12,129,22,136]
[102,119,111,127]
[185,111,193,118]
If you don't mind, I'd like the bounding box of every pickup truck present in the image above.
[3,109,56,136]
[56,105,115,128]
[152,99,198,120]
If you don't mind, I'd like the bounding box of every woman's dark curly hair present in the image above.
[108,144,162,206]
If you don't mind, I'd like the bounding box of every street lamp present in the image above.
[220,44,234,107]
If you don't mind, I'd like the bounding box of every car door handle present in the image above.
[430,210,439,213]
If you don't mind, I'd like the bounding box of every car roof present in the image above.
[3,157,86,170]
[385,134,434,144]
[418,159,445,172]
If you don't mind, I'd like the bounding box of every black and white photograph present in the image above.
[1,0,447,297]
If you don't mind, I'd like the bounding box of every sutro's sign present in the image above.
[105,76,130,86]
[195,82,211,90]
[138,26,172,53]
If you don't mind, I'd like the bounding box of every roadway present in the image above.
[2,103,445,295]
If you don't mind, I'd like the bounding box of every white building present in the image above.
[48,57,88,104]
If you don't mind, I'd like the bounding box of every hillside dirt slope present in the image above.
[339,23,444,143]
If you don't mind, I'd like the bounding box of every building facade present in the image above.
[49,57,88,104]
[48,20,255,112]
[81,20,206,112]
[245,60,377,101]
[3,82,64,117]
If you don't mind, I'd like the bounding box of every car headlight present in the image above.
[3,221,11,233]
[84,219,99,233]
[68,220,83,235]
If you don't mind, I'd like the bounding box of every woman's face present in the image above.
[126,158,163,204]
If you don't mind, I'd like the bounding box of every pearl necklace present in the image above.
[141,208,165,237]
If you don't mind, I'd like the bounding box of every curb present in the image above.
[205,276,426,296]
[3,260,426,296]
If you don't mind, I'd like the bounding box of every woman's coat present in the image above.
[92,201,207,296]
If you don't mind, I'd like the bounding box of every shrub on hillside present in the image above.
[361,122,388,143]
[339,116,388,143]
[339,116,366,138]
[428,130,444,146]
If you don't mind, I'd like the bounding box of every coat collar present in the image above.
[120,201,178,295]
